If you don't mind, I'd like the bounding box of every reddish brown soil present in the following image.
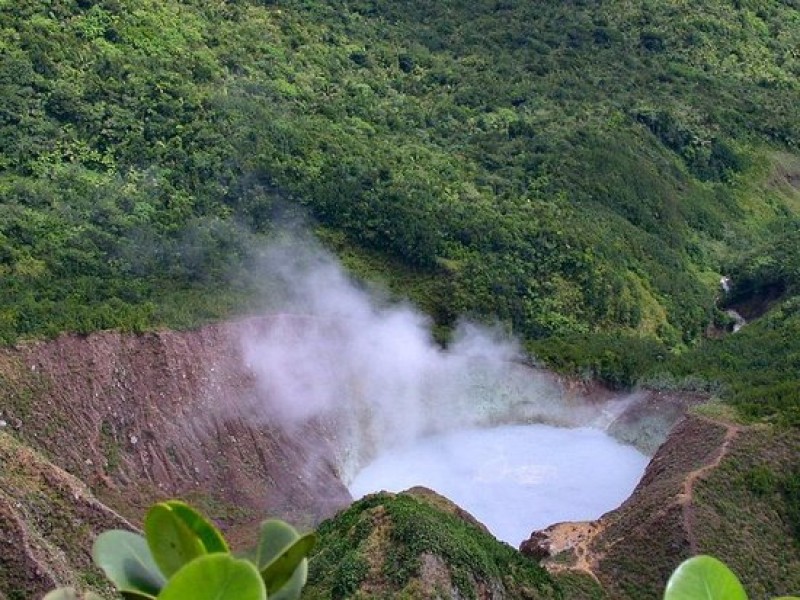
[0,432,134,597]
[0,318,351,542]
[522,414,737,597]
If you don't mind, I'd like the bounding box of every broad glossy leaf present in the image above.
[252,520,301,570]
[269,559,307,600]
[92,530,165,597]
[43,588,106,600]
[249,520,310,599]
[145,503,206,578]
[157,554,266,600]
[163,500,228,553]
[260,533,316,595]
[664,555,748,600]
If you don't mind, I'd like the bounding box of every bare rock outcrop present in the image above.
[0,319,351,543]
[0,432,132,597]
[522,414,800,598]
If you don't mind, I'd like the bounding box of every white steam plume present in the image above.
[240,236,631,482]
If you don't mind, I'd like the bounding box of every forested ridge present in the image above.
[3,3,800,598]
[1,0,799,419]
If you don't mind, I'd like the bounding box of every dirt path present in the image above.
[678,419,741,554]
[539,521,606,584]
[539,417,741,583]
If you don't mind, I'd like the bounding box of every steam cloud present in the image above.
[349,424,649,546]
[239,236,633,482]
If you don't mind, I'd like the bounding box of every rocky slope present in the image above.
[0,319,351,550]
[0,432,131,599]
[2,321,796,598]
[524,414,800,598]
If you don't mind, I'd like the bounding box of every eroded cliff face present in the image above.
[524,414,800,598]
[0,432,132,598]
[0,319,351,545]
[7,320,787,600]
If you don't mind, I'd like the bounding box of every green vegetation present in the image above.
[529,332,668,389]
[1,0,799,417]
[743,466,800,548]
[305,491,599,599]
[2,0,800,593]
[664,555,799,600]
[682,425,800,599]
[46,500,314,600]
[1,0,798,355]
[649,296,800,424]
[726,218,800,309]
[670,217,800,422]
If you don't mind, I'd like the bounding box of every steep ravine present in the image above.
[2,321,796,598]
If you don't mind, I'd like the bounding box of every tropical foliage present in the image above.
[1,1,798,409]
[45,500,314,600]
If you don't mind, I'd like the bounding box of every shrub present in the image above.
[45,500,315,600]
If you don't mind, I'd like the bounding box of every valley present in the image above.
[1,0,800,597]
[3,319,797,598]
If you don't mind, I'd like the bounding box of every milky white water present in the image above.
[348,424,649,547]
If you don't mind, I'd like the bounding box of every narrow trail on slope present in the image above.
[678,419,741,554]
[540,416,741,583]
[542,521,605,584]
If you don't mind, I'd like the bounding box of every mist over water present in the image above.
[239,236,650,538]
[349,424,649,546]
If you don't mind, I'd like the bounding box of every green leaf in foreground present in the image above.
[157,554,266,600]
[260,533,316,595]
[248,520,311,600]
[664,555,748,600]
[250,520,302,570]
[269,562,307,600]
[145,503,207,578]
[163,500,229,553]
[92,530,165,597]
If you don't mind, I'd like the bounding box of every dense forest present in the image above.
[1,0,799,417]
[3,2,800,599]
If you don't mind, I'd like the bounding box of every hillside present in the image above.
[0,321,350,532]
[2,0,800,598]
[1,0,798,343]
[0,431,131,599]
[531,415,800,598]
[2,0,799,404]
[0,322,351,597]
